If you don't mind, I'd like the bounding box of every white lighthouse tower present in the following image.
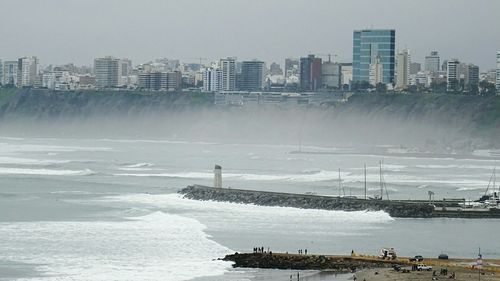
[214,165,222,188]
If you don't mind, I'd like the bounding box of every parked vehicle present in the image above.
[409,255,424,262]
[417,264,433,271]
[438,253,449,260]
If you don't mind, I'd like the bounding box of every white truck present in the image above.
[416,264,433,271]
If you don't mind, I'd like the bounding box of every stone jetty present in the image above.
[179,185,434,218]
[222,252,400,271]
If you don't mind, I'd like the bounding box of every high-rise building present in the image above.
[284,58,299,78]
[94,56,120,88]
[2,61,18,86]
[17,56,39,88]
[396,49,410,90]
[202,67,223,92]
[321,61,341,89]
[353,29,395,84]
[269,62,283,76]
[340,63,353,87]
[369,56,384,86]
[138,71,181,91]
[425,51,440,73]
[220,57,236,91]
[240,60,264,91]
[446,59,460,91]
[496,51,500,92]
[464,64,479,92]
[0,60,2,85]
[299,55,322,91]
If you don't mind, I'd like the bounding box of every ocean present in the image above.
[0,136,499,280]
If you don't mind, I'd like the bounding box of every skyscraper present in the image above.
[396,49,410,90]
[353,29,395,84]
[299,55,322,91]
[446,59,460,91]
[220,57,236,91]
[94,56,120,88]
[17,56,39,88]
[496,51,500,92]
[240,60,264,91]
[425,51,440,73]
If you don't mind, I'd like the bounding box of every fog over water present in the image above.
[0,108,499,280]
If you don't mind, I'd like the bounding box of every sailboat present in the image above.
[368,161,390,201]
[475,167,500,207]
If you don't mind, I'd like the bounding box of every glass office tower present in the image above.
[353,29,395,84]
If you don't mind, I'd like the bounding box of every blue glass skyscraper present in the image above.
[352,29,395,84]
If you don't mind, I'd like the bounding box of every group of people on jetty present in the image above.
[253,246,271,254]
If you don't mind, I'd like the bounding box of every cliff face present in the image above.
[337,94,500,140]
[0,88,213,119]
[0,89,498,144]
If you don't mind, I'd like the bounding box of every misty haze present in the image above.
[0,1,500,281]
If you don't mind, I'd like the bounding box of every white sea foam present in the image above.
[0,156,70,165]
[103,193,394,225]
[0,143,112,154]
[0,212,232,281]
[0,167,95,176]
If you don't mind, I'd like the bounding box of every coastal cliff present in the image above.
[0,88,498,145]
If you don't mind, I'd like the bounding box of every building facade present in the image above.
[425,51,440,73]
[2,61,18,86]
[396,49,410,90]
[220,57,236,91]
[464,64,479,92]
[94,56,120,88]
[321,61,341,89]
[240,60,264,91]
[497,51,500,92]
[284,58,299,78]
[353,29,395,84]
[17,56,39,88]
[138,71,182,91]
[299,55,322,91]
[203,67,223,92]
[446,59,460,91]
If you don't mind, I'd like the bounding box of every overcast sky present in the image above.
[1,0,499,70]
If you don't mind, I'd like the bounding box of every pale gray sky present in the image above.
[1,0,499,70]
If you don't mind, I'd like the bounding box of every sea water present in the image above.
[0,136,499,280]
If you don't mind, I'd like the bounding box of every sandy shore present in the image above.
[356,267,500,281]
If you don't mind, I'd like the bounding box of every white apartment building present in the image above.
[202,67,223,92]
[396,49,410,90]
[220,58,236,91]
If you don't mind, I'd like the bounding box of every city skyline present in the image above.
[1,0,499,70]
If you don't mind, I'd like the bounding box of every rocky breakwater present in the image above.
[222,252,400,271]
[179,185,434,218]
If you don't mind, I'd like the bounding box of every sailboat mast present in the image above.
[379,161,383,200]
[364,163,367,200]
[338,168,341,197]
